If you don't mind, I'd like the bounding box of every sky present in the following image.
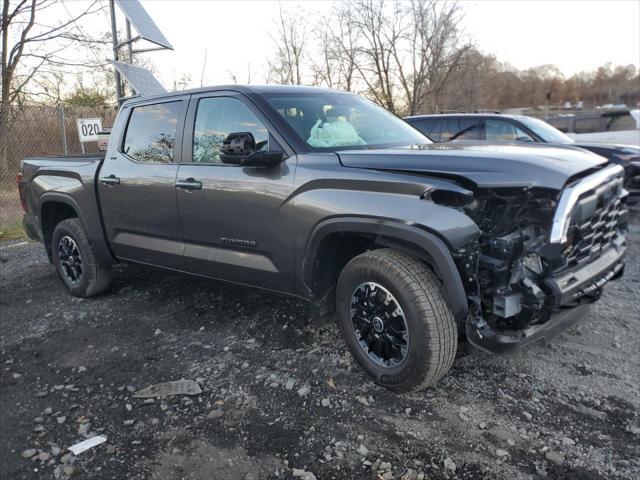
[136,0,640,88]
[35,0,640,90]
[461,0,640,73]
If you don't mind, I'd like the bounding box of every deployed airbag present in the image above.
[307,119,366,148]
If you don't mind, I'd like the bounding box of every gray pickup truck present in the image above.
[18,86,628,392]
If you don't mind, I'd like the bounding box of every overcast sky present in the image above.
[74,0,640,89]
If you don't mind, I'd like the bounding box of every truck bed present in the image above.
[20,153,111,263]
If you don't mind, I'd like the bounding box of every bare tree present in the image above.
[310,16,336,88]
[328,0,467,115]
[267,4,306,85]
[227,63,252,85]
[311,6,358,91]
[1,0,107,166]
[345,0,402,112]
[173,72,192,92]
[332,5,358,91]
[395,0,469,115]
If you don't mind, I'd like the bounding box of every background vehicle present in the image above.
[18,86,627,392]
[405,113,640,197]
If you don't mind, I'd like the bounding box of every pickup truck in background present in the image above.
[18,86,628,392]
[404,112,640,198]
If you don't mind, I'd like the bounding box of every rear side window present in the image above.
[409,118,438,138]
[122,102,182,163]
[429,120,443,141]
[453,118,482,140]
[439,118,461,142]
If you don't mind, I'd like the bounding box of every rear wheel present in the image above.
[52,218,111,297]
[336,249,457,392]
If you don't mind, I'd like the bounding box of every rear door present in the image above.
[175,92,297,292]
[98,97,188,269]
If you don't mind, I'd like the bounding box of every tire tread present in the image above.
[337,248,458,392]
[53,218,111,297]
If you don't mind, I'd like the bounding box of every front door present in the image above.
[98,98,188,269]
[176,92,296,292]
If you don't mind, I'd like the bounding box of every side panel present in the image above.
[176,160,297,290]
[97,97,188,269]
[176,91,298,292]
[23,159,114,263]
[304,217,471,321]
[291,154,480,310]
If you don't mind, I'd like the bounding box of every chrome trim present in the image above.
[550,164,624,244]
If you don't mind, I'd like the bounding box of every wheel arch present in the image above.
[38,192,114,265]
[301,217,469,322]
[39,194,85,261]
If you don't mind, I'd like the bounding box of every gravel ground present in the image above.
[1,211,638,480]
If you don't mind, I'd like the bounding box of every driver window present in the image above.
[513,125,534,142]
[485,119,534,142]
[193,97,269,164]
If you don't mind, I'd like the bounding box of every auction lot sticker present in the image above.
[76,117,103,143]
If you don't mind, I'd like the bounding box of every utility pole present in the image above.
[107,0,172,100]
[126,20,134,63]
[109,0,123,104]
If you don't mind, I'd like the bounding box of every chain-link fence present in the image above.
[0,105,117,227]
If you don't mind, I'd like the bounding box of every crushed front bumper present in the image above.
[544,237,626,306]
[467,240,626,354]
[467,304,592,354]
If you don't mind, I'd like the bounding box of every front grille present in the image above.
[562,174,627,270]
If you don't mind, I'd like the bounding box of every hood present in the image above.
[572,142,640,153]
[337,143,607,190]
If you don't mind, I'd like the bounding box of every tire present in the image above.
[52,218,111,297]
[336,248,457,392]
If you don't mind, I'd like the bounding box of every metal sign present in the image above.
[76,118,103,143]
[111,61,167,96]
[115,0,173,50]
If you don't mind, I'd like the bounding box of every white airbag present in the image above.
[307,119,366,147]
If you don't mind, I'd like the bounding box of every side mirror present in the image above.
[220,132,286,167]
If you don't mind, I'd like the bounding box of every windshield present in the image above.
[518,116,575,144]
[265,92,430,150]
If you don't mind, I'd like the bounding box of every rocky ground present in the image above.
[1,211,638,480]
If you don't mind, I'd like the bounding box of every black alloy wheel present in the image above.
[58,235,83,285]
[350,281,409,368]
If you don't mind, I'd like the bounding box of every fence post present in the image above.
[59,105,68,155]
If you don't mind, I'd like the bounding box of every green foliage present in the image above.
[64,86,110,107]
[0,220,27,242]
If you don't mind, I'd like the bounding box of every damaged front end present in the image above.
[453,164,628,353]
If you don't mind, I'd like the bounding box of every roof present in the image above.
[404,113,527,121]
[123,84,352,106]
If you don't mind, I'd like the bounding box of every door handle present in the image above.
[99,174,120,186]
[176,178,202,191]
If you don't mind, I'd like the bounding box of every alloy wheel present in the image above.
[350,282,409,368]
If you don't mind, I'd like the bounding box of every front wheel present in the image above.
[52,218,111,297]
[336,249,457,392]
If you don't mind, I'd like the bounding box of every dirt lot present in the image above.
[1,211,638,480]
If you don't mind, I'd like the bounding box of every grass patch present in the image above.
[0,220,27,242]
